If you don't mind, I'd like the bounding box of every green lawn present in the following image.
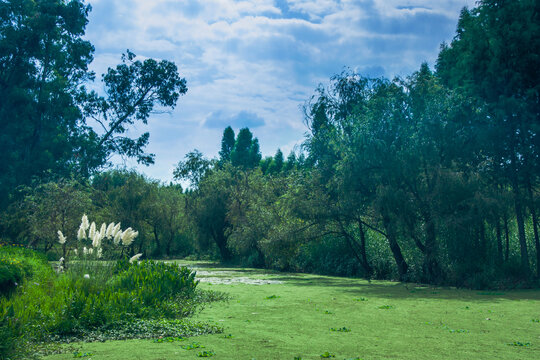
[43,262,540,359]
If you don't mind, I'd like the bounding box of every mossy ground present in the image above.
[43,262,540,359]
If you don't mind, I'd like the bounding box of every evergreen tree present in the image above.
[230,128,261,169]
[219,126,235,163]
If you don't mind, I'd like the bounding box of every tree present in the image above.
[83,50,187,170]
[0,0,95,207]
[173,150,212,187]
[436,0,540,276]
[267,149,284,174]
[186,167,234,261]
[230,128,261,169]
[92,170,157,256]
[219,126,235,163]
[0,1,187,209]
[22,180,92,254]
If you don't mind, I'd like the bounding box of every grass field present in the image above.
[43,262,540,360]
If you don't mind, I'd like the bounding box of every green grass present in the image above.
[42,262,540,359]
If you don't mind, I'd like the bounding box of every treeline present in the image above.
[0,173,194,258]
[174,0,540,287]
[1,0,539,288]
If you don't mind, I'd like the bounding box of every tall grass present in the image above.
[0,247,201,359]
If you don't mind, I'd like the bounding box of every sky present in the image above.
[83,0,475,182]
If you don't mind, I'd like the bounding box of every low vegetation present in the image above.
[40,262,540,360]
[0,246,225,359]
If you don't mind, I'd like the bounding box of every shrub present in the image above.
[111,260,198,303]
[0,245,52,297]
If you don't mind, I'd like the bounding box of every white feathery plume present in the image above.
[57,231,66,244]
[105,222,115,238]
[97,247,103,259]
[88,222,96,240]
[81,214,90,231]
[112,223,121,238]
[129,253,143,263]
[92,232,101,248]
[77,226,86,241]
[83,247,88,255]
[113,231,122,245]
[121,228,138,246]
[88,247,94,255]
[99,223,107,239]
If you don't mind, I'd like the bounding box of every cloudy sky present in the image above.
[84,0,475,182]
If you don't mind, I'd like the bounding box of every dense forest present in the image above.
[1,0,539,288]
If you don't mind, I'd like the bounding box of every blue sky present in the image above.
[83,0,475,182]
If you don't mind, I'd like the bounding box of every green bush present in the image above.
[0,247,208,359]
[0,245,52,297]
[0,246,54,359]
[111,260,198,303]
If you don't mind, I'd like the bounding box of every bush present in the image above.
[0,246,54,359]
[0,245,52,297]
[40,259,200,336]
[111,260,198,304]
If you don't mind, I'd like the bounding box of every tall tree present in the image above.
[219,126,235,163]
[436,0,540,276]
[0,1,187,208]
[0,0,94,207]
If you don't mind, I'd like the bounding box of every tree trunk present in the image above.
[382,213,408,281]
[422,208,442,283]
[513,183,530,276]
[495,220,503,265]
[338,220,372,277]
[213,229,232,261]
[357,221,373,277]
[527,181,540,278]
[504,216,510,262]
[153,224,162,257]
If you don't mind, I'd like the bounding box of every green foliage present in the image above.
[0,245,52,297]
[0,252,221,359]
[230,128,261,169]
[0,0,186,210]
[196,350,215,357]
[181,342,204,350]
[110,260,198,306]
[320,351,336,358]
[507,341,531,347]
[219,126,236,163]
[72,351,94,358]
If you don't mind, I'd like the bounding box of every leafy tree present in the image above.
[22,180,92,254]
[149,184,190,257]
[173,150,212,187]
[284,151,297,173]
[0,0,94,207]
[92,170,157,256]
[267,149,284,174]
[82,50,187,170]
[0,1,187,208]
[186,167,234,261]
